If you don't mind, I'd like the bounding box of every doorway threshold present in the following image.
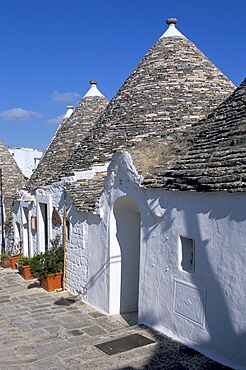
[112,311,138,326]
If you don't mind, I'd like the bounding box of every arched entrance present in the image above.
[109,196,140,314]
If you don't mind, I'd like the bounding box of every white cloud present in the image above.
[0,108,42,122]
[46,114,64,125]
[51,90,80,103]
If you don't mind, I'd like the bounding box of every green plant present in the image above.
[30,236,64,281]
[0,253,8,258]
[16,256,33,266]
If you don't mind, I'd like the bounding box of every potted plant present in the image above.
[30,236,64,291]
[0,253,11,268]
[9,241,23,269]
[16,256,34,280]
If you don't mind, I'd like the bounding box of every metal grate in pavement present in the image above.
[95,333,155,355]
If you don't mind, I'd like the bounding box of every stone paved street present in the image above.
[0,267,232,369]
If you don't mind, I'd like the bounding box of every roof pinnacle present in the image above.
[166,18,178,25]
[64,106,74,119]
[160,17,185,39]
[89,80,98,85]
[83,80,106,98]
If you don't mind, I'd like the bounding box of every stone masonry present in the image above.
[144,78,246,192]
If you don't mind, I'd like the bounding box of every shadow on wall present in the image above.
[136,193,246,369]
[86,255,116,290]
[142,198,176,244]
[154,196,246,369]
[113,195,140,314]
[182,206,246,368]
[117,205,243,369]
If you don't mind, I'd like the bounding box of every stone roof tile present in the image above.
[65,173,106,213]
[147,78,246,192]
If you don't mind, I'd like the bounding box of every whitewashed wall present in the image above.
[8,147,43,178]
[81,152,246,370]
[139,189,246,370]
[13,182,65,255]
[65,202,89,301]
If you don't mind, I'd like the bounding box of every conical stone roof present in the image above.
[27,81,108,190]
[59,19,235,179]
[0,141,26,222]
[148,78,246,192]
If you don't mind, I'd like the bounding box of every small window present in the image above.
[180,236,195,273]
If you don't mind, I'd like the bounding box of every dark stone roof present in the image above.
[0,141,26,220]
[145,78,246,192]
[65,172,106,213]
[58,35,235,179]
[27,94,108,191]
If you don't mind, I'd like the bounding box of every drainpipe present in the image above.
[0,169,5,254]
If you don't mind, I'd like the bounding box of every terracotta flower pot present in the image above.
[9,255,22,269]
[19,265,34,280]
[1,257,11,268]
[40,272,63,292]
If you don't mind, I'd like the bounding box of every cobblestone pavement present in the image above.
[0,267,232,370]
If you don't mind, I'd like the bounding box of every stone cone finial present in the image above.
[166,18,178,25]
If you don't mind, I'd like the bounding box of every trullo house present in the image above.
[0,140,25,253]
[13,19,246,369]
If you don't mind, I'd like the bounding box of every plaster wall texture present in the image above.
[139,190,246,369]
[82,211,110,314]
[65,205,89,300]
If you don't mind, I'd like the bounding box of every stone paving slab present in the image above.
[0,267,233,369]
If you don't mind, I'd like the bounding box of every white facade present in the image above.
[13,151,246,369]
[8,147,43,178]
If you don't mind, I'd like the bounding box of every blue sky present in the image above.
[0,0,245,152]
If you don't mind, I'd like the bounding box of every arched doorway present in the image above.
[110,196,140,314]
